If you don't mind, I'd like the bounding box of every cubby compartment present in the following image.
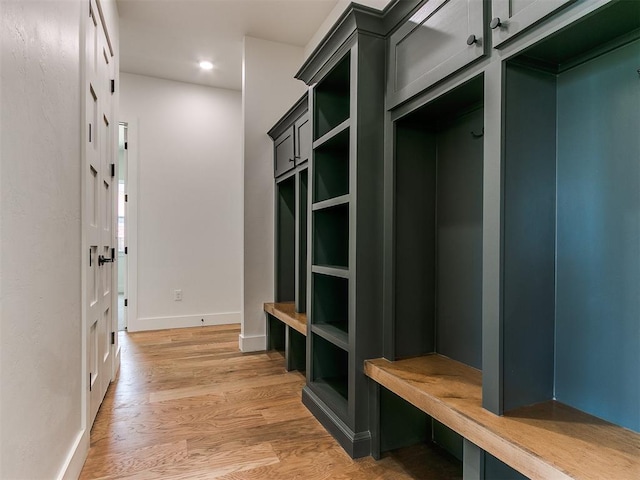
[313,203,349,269]
[392,75,484,369]
[314,53,350,140]
[275,175,296,302]
[313,126,349,203]
[311,333,349,418]
[502,0,639,432]
[311,272,349,345]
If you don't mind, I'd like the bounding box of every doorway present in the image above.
[118,123,128,331]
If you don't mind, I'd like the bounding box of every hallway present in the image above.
[79,325,462,479]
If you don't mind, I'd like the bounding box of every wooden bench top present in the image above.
[264,302,307,336]
[365,355,640,480]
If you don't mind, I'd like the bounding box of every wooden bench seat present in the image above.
[365,355,640,480]
[264,302,307,336]
[264,302,307,372]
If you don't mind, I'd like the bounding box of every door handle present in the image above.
[98,255,114,266]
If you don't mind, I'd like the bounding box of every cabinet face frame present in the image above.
[490,0,576,48]
[386,0,486,109]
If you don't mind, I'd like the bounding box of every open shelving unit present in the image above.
[307,51,354,438]
[265,1,639,477]
[295,9,386,457]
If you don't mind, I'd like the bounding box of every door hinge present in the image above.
[89,248,92,267]
[111,331,115,345]
[125,194,128,202]
[124,142,128,150]
[89,372,92,392]
[110,163,115,177]
[111,79,115,94]
[124,298,128,307]
[124,246,128,254]
[89,123,92,143]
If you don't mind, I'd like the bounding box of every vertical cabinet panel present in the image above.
[387,0,485,108]
[490,0,575,47]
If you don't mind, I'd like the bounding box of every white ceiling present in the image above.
[117,0,340,91]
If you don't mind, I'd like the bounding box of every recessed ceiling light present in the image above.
[199,61,214,70]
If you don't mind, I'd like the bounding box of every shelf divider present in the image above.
[312,194,350,211]
[311,323,349,351]
[311,265,349,279]
[312,118,350,150]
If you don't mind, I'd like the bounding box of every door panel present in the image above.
[274,127,295,177]
[387,0,485,108]
[490,0,576,47]
[85,0,116,427]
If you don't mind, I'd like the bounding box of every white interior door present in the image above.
[85,0,117,426]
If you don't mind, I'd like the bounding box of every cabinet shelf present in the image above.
[311,265,349,279]
[312,194,349,212]
[312,118,350,150]
[311,323,349,352]
[311,333,349,419]
[365,354,640,480]
[310,378,349,419]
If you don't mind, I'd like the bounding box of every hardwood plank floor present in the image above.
[80,325,462,479]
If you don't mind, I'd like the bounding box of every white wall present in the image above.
[304,0,395,58]
[240,37,306,351]
[0,1,85,478]
[120,73,242,331]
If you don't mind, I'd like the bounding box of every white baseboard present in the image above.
[57,429,88,480]
[239,333,266,352]
[128,312,240,332]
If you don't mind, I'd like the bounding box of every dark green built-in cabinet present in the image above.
[295,9,387,457]
[269,0,640,477]
[267,95,310,370]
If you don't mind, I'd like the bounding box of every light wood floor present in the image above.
[80,325,462,479]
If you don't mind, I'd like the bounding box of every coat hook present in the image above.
[471,128,484,138]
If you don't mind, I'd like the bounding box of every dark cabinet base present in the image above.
[301,386,371,458]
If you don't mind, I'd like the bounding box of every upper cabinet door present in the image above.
[490,0,576,47]
[294,113,311,166]
[274,127,295,178]
[387,0,485,109]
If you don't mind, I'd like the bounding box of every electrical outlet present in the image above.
[174,289,182,301]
